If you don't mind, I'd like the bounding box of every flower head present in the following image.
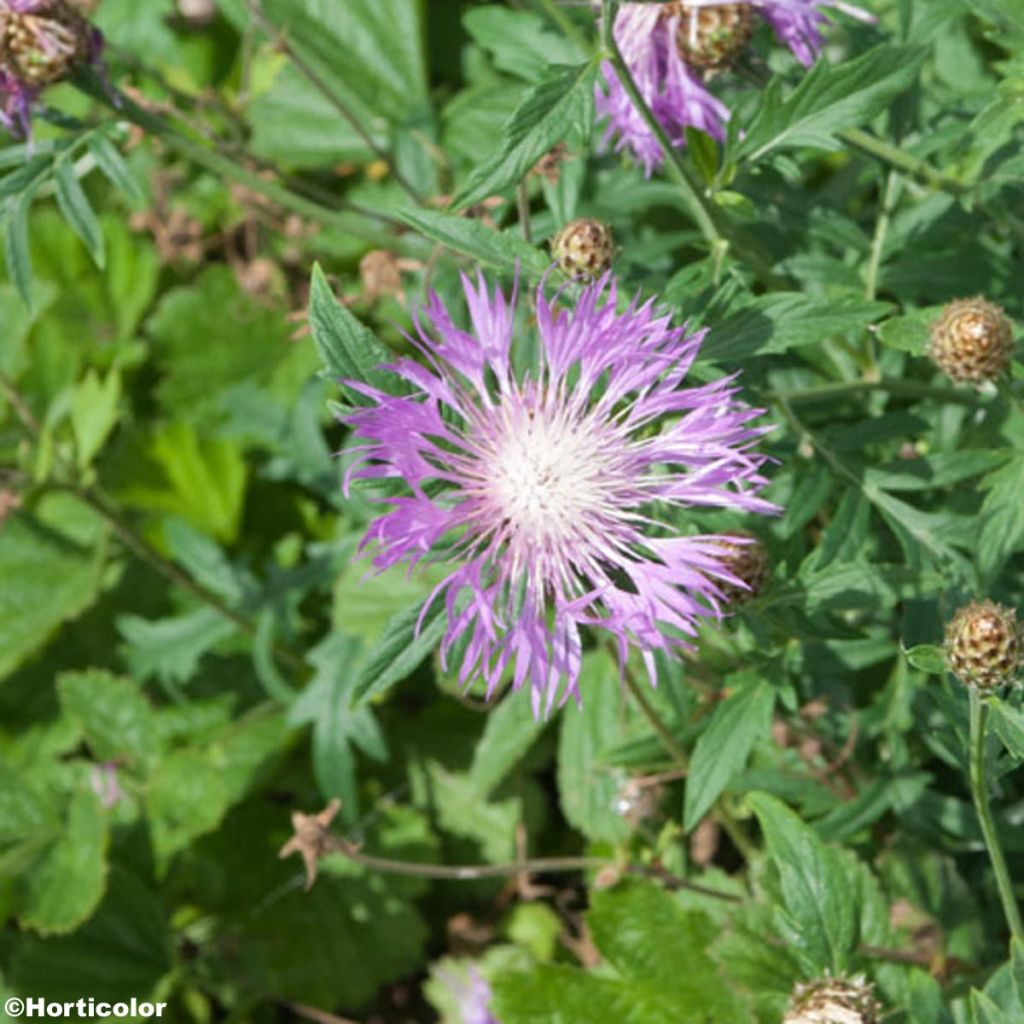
[551,217,615,281]
[598,1,869,175]
[0,0,103,139]
[345,273,774,715]
[783,974,881,1024]
[945,599,1021,693]
[929,297,1015,385]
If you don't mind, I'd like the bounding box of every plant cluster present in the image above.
[1,1,1023,1022]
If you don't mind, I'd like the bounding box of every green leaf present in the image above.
[398,208,550,277]
[351,597,448,707]
[493,882,747,1024]
[683,678,775,831]
[971,990,1014,1024]
[453,60,599,210]
[749,792,858,973]
[703,293,892,362]
[903,644,947,676]
[469,692,546,797]
[20,789,108,935]
[735,45,927,163]
[3,187,35,307]
[991,699,1024,761]
[57,670,156,768]
[54,154,106,269]
[307,263,396,401]
[963,0,1024,48]
[877,308,940,354]
[112,422,248,542]
[86,132,142,202]
[10,867,173,1003]
[557,653,631,844]
[463,6,581,83]
[978,454,1024,579]
[69,368,121,470]
[145,749,230,871]
[118,607,236,685]
[0,496,106,682]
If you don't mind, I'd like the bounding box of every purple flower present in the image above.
[598,1,872,175]
[345,273,775,715]
[439,966,500,1024]
[0,0,104,140]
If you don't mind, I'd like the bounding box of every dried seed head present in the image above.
[929,297,1014,385]
[0,0,92,88]
[551,218,614,281]
[783,975,881,1024]
[670,3,756,71]
[715,530,769,604]
[946,600,1021,693]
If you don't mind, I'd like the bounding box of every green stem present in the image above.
[768,378,983,407]
[91,83,405,248]
[968,690,1023,939]
[534,0,593,55]
[865,169,900,303]
[840,128,967,196]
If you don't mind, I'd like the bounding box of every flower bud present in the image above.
[783,975,881,1024]
[715,530,769,604]
[0,0,93,88]
[945,599,1021,693]
[551,218,614,281]
[929,297,1014,385]
[673,3,755,71]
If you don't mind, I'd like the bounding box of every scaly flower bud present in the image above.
[783,975,881,1024]
[929,297,1014,385]
[0,0,103,138]
[674,3,756,71]
[715,530,769,604]
[945,600,1021,693]
[551,218,614,281]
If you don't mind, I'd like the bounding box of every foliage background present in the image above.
[1,0,1024,1021]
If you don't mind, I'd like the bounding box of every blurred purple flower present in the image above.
[89,761,122,810]
[440,966,500,1024]
[344,272,775,716]
[0,0,104,139]
[598,1,873,175]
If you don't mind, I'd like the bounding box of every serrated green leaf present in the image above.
[991,700,1024,761]
[703,293,891,362]
[20,789,108,936]
[118,607,236,685]
[69,368,121,470]
[684,678,775,831]
[0,496,106,682]
[54,155,105,269]
[749,792,858,973]
[398,208,550,277]
[736,45,927,163]
[57,670,156,768]
[453,60,599,211]
[463,6,582,83]
[3,188,35,307]
[351,597,448,706]
[978,454,1024,579]
[307,263,396,401]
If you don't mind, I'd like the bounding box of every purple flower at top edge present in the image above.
[344,273,776,718]
[597,1,874,176]
[0,0,106,141]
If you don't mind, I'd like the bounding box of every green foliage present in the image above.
[3,0,1024,1021]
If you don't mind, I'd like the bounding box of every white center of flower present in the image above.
[483,405,616,544]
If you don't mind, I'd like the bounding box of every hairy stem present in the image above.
[768,378,983,407]
[968,690,1024,939]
